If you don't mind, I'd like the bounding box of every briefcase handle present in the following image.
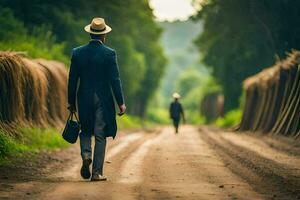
[68,111,80,123]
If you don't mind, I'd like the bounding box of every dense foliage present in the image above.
[194,0,300,112]
[0,7,68,63]
[0,0,166,117]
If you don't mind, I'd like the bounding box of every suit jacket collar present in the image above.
[89,39,103,45]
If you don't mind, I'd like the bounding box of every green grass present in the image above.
[186,111,206,125]
[0,130,28,160]
[18,127,69,150]
[215,109,242,128]
[0,127,69,163]
[117,112,170,130]
[146,108,170,125]
[117,114,145,129]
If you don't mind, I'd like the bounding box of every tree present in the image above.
[193,0,300,112]
[176,68,203,97]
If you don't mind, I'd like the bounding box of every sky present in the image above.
[149,0,198,21]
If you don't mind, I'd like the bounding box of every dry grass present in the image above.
[0,52,26,123]
[0,52,68,136]
[36,59,68,127]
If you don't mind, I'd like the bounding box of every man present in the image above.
[169,93,185,133]
[67,17,126,181]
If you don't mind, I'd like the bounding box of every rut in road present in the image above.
[200,126,300,200]
[1,126,299,200]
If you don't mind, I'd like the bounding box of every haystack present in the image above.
[0,52,68,135]
[239,50,300,138]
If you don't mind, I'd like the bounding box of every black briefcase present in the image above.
[62,112,80,144]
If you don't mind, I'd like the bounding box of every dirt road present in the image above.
[0,126,299,200]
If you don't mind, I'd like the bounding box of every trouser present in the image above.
[172,117,180,133]
[80,93,106,175]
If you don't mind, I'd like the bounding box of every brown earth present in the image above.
[0,126,299,200]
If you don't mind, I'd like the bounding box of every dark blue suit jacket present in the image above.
[169,101,184,120]
[68,40,124,138]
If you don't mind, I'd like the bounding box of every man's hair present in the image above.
[90,33,105,41]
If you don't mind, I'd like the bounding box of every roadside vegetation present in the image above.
[0,127,68,163]
[215,109,242,128]
[0,7,68,63]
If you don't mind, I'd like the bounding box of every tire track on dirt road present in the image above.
[118,129,169,184]
[200,126,300,200]
[262,136,300,157]
[221,132,300,172]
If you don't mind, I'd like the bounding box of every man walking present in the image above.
[67,17,126,181]
[169,93,185,133]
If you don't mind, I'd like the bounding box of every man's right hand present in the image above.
[67,104,76,113]
[118,104,126,116]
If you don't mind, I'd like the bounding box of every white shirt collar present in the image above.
[90,39,103,44]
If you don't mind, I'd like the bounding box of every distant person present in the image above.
[169,93,185,133]
[67,18,126,181]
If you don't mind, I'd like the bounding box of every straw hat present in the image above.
[84,17,112,35]
[172,92,181,99]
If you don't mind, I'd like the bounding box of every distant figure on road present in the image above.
[67,17,126,181]
[169,93,185,133]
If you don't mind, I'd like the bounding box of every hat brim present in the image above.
[84,24,112,35]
